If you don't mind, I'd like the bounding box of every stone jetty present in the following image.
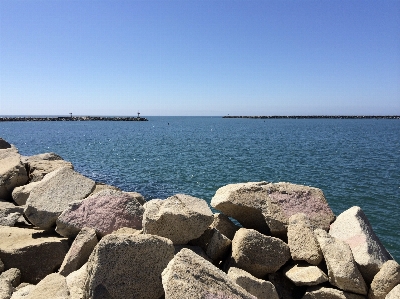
[0,137,399,299]
[223,115,400,119]
[0,116,148,122]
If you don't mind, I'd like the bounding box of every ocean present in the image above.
[1,116,399,260]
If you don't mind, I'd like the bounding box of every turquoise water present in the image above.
[1,117,399,259]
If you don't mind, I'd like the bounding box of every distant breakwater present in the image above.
[0,116,148,122]
[223,115,400,119]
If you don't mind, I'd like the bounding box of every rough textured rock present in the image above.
[56,189,144,238]
[189,228,232,262]
[314,229,367,295]
[0,146,19,160]
[66,264,87,299]
[24,167,95,229]
[142,194,213,244]
[386,284,400,299]
[0,153,28,200]
[23,153,73,182]
[227,267,279,299]
[23,273,70,299]
[302,286,367,299]
[0,278,13,299]
[205,228,232,262]
[59,227,98,276]
[368,260,400,299]
[284,263,328,286]
[0,138,12,149]
[11,182,41,206]
[210,213,240,240]
[0,226,69,284]
[89,183,120,195]
[0,268,21,287]
[10,284,35,299]
[85,234,174,299]
[288,213,323,265]
[0,200,24,226]
[329,206,393,283]
[162,248,256,299]
[211,182,335,236]
[232,228,291,278]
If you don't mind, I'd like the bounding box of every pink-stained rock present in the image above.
[56,189,144,238]
[211,182,335,236]
[329,206,393,283]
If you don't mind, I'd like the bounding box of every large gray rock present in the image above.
[211,182,335,236]
[0,200,24,226]
[302,286,367,299]
[59,227,98,276]
[142,194,213,244]
[22,273,70,299]
[24,167,95,229]
[386,284,400,299]
[231,228,291,278]
[210,213,240,240]
[284,263,328,286]
[56,189,144,238]
[0,153,28,200]
[329,206,393,283]
[288,213,323,265]
[314,229,367,295]
[368,260,400,299]
[23,153,73,182]
[0,226,69,284]
[85,234,174,299]
[162,248,256,299]
[11,182,41,206]
[227,267,279,299]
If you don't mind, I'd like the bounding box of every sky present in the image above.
[1,0,399,116]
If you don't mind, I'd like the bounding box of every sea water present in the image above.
[1,116,399,260]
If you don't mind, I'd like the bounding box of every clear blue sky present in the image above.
[1,0,399,116]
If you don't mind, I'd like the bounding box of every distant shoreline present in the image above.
[223,115,400,119]
[0,116,148,122]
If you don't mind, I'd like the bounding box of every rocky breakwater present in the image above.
[0,137,399,299]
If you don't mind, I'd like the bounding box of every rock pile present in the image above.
[0,138,398,299]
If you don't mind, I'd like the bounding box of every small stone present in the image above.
[284,263,328,286]
[23,273,70,299]
[0,268,21,287]
[12,182,41,206]
[302,285,367,299]
[210,213,240,240]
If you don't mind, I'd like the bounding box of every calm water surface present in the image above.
[1,117,399,259]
